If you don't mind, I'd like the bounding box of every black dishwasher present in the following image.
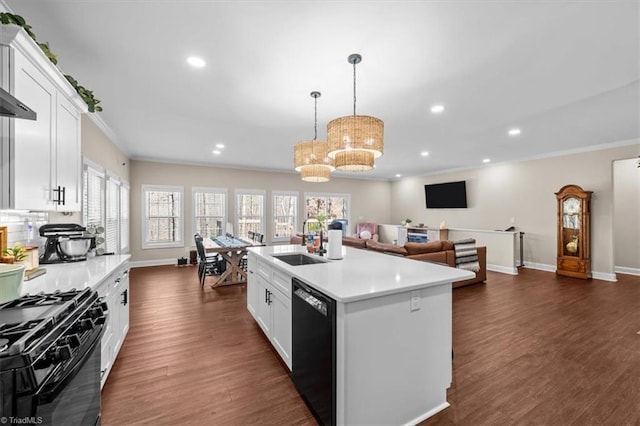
[291,278,336,426]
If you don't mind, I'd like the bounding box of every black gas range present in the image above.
[0,288,107,426]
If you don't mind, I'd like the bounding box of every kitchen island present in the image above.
[247,244,473,425]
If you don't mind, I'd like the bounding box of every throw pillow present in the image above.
[360,230,372,240]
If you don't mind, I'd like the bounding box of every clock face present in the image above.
[563,197,580,214]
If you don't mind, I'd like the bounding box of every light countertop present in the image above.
[20,254,131,295]
[248,245,474,303]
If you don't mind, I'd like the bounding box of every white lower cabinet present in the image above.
[95,261,130,389]
[269,286,291,366]
[247,252,292,370]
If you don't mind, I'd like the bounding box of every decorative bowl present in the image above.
[0,263,25,303]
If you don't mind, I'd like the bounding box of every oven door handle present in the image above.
[36,326,103,405]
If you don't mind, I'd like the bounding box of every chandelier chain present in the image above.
[353,60,357,116]
[314,94,318,140]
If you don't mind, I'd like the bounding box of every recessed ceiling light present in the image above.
[395,174,402,178]
[508,128,521,136]
[187,56,206,68]
[483,158,491,163]
[212,150,221,155]
[420,151,430,157]
[215,143,225,149]
[430,105,444,114]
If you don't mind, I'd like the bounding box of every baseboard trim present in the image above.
[404,401,450,426]
[592,271,618,282]
[130,258,176,268]
[523,262,556,272]
[524,262,617,282]
[487,264,518,275]
[615,266,640,277]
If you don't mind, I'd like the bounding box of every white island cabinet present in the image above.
[20,255,131,389]
[247,251,292,370]
[247,245,474,425]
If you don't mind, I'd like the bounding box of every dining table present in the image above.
[203,236,264,288]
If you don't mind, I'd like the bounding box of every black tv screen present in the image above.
[425,181,467,208]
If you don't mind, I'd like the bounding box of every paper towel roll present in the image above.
[328,230,343,259]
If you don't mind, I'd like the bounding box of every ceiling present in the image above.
[3,1,639,180]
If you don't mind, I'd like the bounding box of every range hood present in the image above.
[0,87,36,120]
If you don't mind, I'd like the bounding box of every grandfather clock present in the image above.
[555,184,592,279]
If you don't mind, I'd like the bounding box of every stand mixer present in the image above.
[39,224,94,264]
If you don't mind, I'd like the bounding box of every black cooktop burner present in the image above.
[1,289,81,308]
[0,288,94,359]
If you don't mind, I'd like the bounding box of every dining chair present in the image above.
[194,233,224,285]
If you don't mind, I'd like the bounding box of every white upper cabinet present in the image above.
[55,96,82,211]
[0,25,86,211]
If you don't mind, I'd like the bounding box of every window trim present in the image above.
[192,186,228,238]
[106,172,121,254]
[234,188,266,240]
[120,181,130,254]
[271,190,298,242]
[142,184,185,249]
[82,158,106,231]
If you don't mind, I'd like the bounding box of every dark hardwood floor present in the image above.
[101,266,639,425]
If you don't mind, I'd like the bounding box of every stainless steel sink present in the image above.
[271,253,328,266]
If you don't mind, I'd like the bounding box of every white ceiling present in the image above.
[4,1,639,180]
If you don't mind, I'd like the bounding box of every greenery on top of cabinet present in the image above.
[0,12,103,112]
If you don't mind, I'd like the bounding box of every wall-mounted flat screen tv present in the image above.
[425,180,467,208]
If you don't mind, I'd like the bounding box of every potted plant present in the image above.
[401,218,412,227]
[2,242,27,264]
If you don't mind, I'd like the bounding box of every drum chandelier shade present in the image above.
[293,91,335,182]
[300,164,331,182]
[334,150,375,172]
[327,53,384,171]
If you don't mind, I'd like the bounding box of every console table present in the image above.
[397,227,448,245]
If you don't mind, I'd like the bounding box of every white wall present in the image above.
[613,158,640,272]
[130,160,391,263]
[390,142,640,278]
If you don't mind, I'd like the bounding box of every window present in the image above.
[142,185,184,249]
[120,183,130,254]
[272,191,297,241]
[236,190,265,240]
[106,174,120,254]
[82,158,128,255]
[193,187,226,238]
[82,161,104,230]
[305,192,350,224]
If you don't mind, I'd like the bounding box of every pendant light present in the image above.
[327,53,384,172]
[293,91,335,182]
